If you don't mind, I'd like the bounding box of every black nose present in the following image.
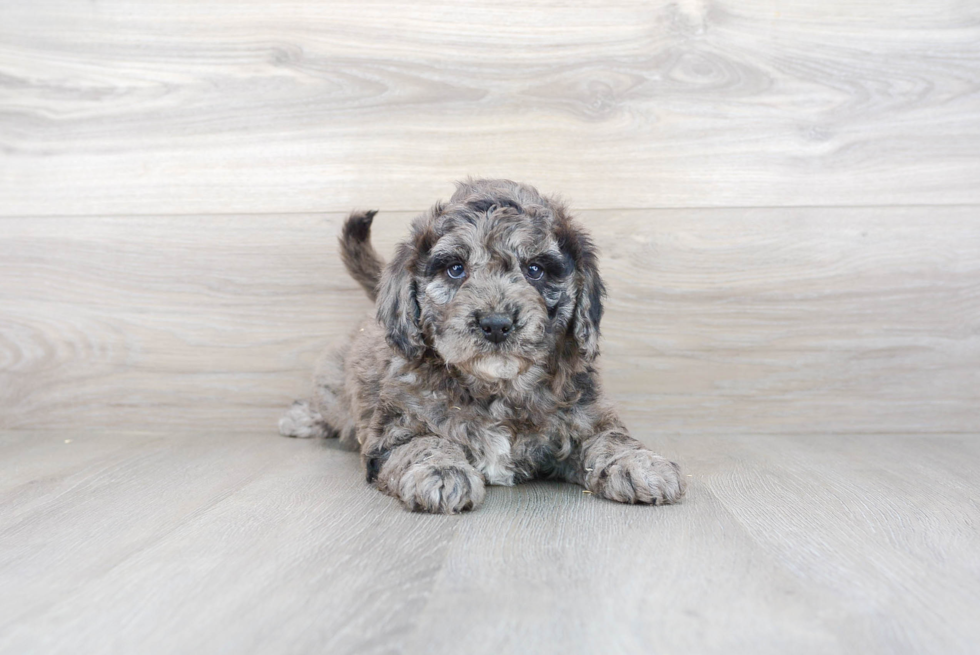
[479,313,514,344]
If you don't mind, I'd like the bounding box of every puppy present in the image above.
[280,179,686,513]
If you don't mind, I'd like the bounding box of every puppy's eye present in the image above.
[526,263,545,281]
[446,263,467,279]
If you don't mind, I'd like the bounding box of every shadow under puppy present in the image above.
[280,179,686,513]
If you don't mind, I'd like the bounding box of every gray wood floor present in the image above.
[2,0,980,653]
[2,429,979,654]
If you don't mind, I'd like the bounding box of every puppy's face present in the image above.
[377,180,604,382]
[417,205,572,380]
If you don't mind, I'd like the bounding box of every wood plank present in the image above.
[594,207,980,434]
[2,430,979,653]
[0,430,460,654]
[1,207,977,434]
[1,1,979,214]
[708,433,980,653]
[404,433,980,654]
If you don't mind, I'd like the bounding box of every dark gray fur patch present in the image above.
[342,209,377,242]
[364,448,391,483]
[572,371,598,405]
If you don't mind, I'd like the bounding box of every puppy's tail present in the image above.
[340,210,384,302]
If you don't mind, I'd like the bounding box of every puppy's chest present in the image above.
[417,386,559,486]
[466,404,553,487]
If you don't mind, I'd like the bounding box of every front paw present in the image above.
[393,463,487,514]
[588,450,687,505]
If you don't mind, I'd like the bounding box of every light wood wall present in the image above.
[1,1,978,433]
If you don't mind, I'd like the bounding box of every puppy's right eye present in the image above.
[526,263,544,281]
[446,263,467,279]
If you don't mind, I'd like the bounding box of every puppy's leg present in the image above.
[570,430,686,505]
[373,436,486,514]
[278,399,334,438]
[279,348,350,440]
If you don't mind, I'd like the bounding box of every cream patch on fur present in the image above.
[424,280,453,305]
[468,355,523,381]
[474,427,515,486]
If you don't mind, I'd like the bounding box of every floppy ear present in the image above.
[376,241,425,360]
[573,236,606,361]
[557,216,606,362]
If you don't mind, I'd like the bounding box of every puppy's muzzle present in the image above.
[479,313,514,344]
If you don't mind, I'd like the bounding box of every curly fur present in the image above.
[280,179,686,513]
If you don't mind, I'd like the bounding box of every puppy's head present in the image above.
[376,179,605,381]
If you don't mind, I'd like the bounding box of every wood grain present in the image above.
[1,207,977,434]
[0,430,460,654]
[403,432,980,654]
[1,0,979,214]
[2,430,978,654]
[3,2,979,653]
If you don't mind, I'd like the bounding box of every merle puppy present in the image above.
[280,179,686,513]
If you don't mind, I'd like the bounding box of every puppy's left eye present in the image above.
[447,263,467,279]
[526,263,545,281]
